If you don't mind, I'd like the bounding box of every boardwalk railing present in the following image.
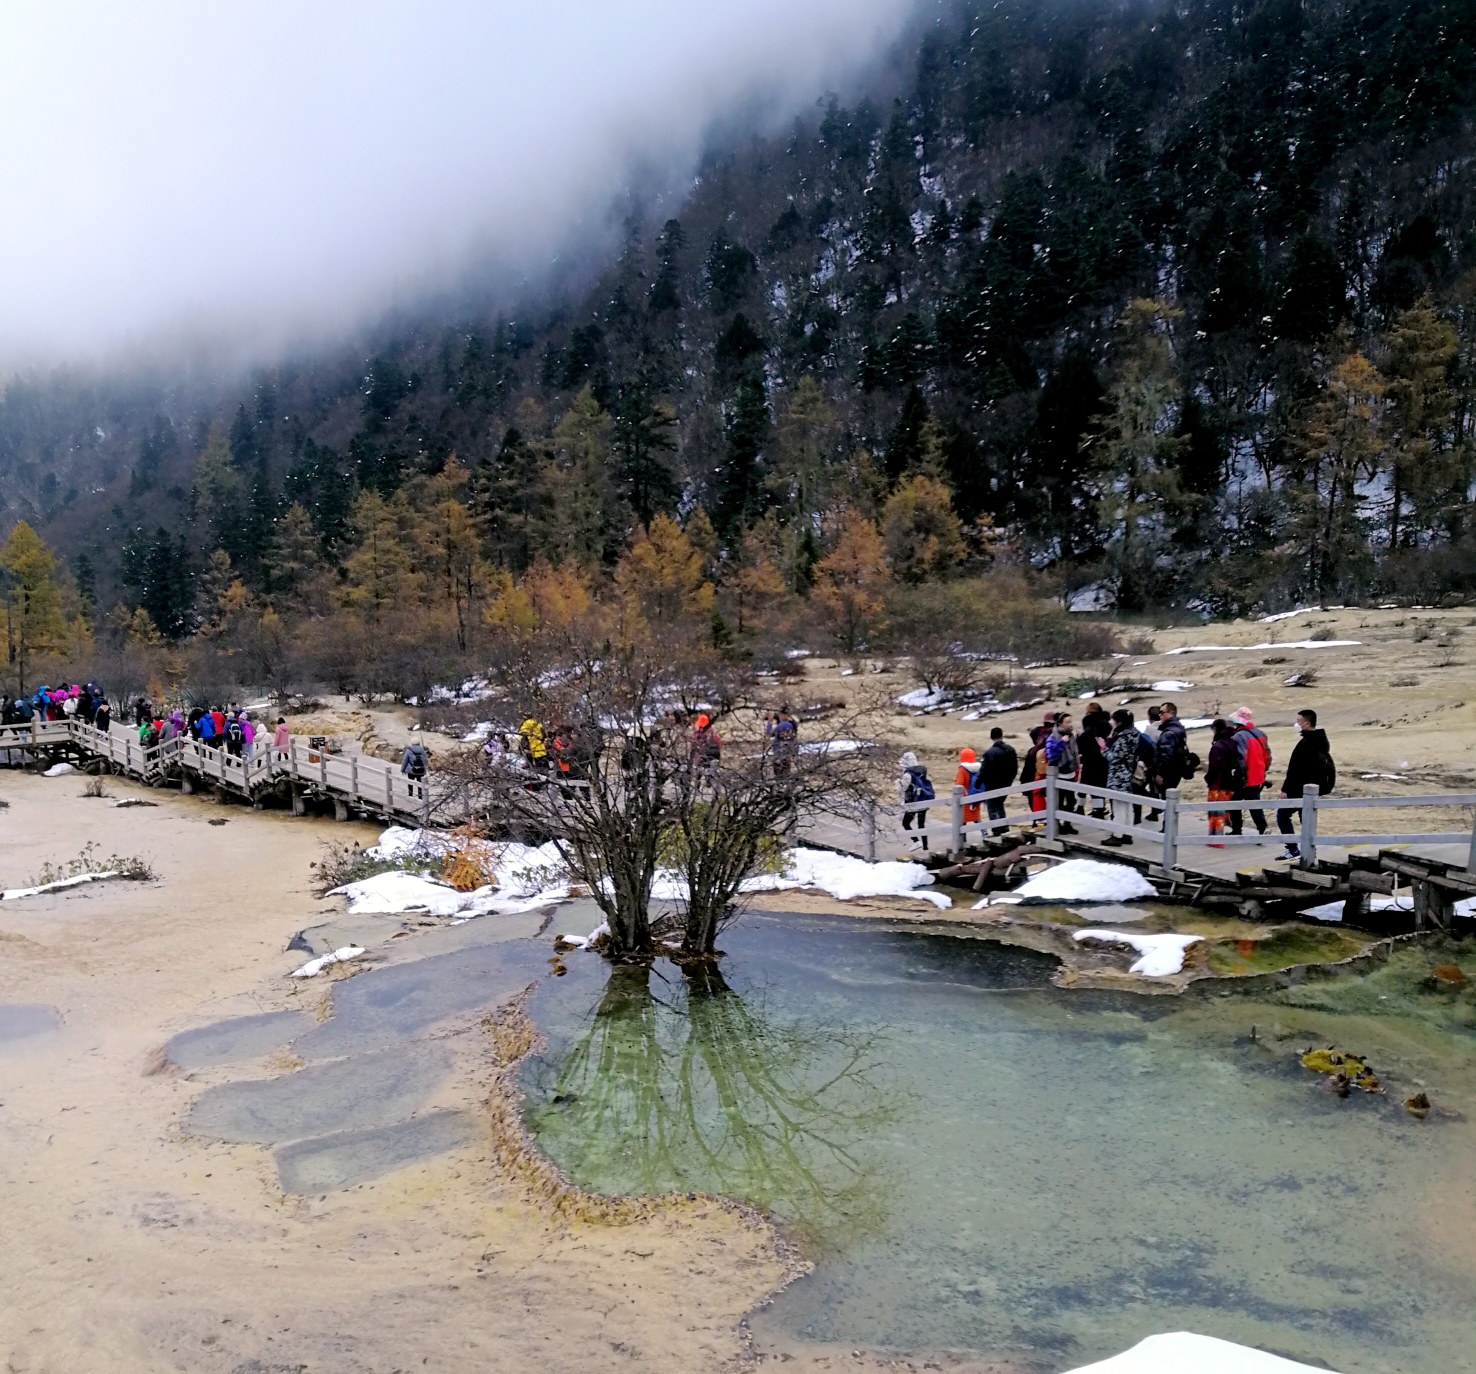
[861,765,1476,873]
[0,719,431,823]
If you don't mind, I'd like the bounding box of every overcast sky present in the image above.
[0,1,918,369]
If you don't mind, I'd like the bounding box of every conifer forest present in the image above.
[3,0,1476,697]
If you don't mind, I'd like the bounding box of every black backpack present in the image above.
[407,746,428,780]
[227,720,244,745]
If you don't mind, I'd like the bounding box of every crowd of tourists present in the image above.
[900,699,1337,861]
[2,681,293,768]
[461,705,740,792]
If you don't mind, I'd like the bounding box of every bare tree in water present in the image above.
[437,552,876,962]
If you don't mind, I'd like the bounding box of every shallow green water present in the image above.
[520,913,1476,1373]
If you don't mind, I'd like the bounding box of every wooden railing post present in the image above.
[950,784,964,857]
[864,796,877,863]
[1162,788,1180,872]
[1300,784,1319,869]
[1467,806,1476,873]
[350,754,359,803]
[1044,766,1059,843]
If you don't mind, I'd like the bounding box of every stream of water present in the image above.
[521,910,1476,1373]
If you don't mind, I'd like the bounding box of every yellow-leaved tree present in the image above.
[813,510,891,653]
[1,520,67,695]
[615,513,714,634]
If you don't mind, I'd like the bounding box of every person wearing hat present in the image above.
[955,748,982,826]
[1228,706,1272,836]
[691,713,722,786]
[899,751,935,850]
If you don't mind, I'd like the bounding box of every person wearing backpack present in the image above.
[1277,709,1335,861]
[955,748,983,826]
[1228,706,1272,837]
[1044,714,1080,834]
[224,713,245,758]
[401,740,430,780]
[980,727,1018,834]
[899,750,935,851]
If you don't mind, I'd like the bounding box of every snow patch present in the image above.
[335,833,570,918]
[1065,1330,1339,1374]
[1013,859,1156,903]
[898,686,949,709]
[739,847,951,908]
[1074,929,1203,976]
[42,762,74,776]
[290,945,365,978]
[1,872,126,901]
[1151,679,1194,691]
[1164,639,1359,655]
[799,738,869,755]
[638,847,951,909]
[558,921,610,950]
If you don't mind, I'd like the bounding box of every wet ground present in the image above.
[119,885,1476,1373]
[177,913,550,1194]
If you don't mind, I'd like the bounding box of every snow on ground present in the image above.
[338,830,570,917]
[1165,639,1359,655]
[631,848,950,909]
[799,738,869,754]
[1257,605,1344,624]
[643,847,952,909]
[42,762,74,776]
[1012,859,1157,903]
[290,945,365,978]
[1,872,127,901]
[742,847,951,908]
[1301,892,1476,922]
[1151,679,1194,691]
[558,921,610,949]
[1074,928,1203,976]
[1065,1331,1339,1373]
[330,869,568,918]
[369,827,564,895]
[898,687,949,709]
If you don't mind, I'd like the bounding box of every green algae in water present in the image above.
[521,913,1476,1372]
[1270,937,1476,1037]
[1205,924,1374,978]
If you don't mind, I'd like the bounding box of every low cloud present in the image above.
[0,1,918,370]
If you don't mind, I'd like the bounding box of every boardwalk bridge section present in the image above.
[0,720,431,825]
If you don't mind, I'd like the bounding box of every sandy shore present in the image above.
[0,771,787,1374]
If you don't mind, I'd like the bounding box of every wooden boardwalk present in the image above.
[0,719,432,825]
[807,770,1476,929]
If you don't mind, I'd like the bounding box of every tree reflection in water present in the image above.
[527,961,901,1253]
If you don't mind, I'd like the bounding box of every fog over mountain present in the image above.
[0,0,918,367]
